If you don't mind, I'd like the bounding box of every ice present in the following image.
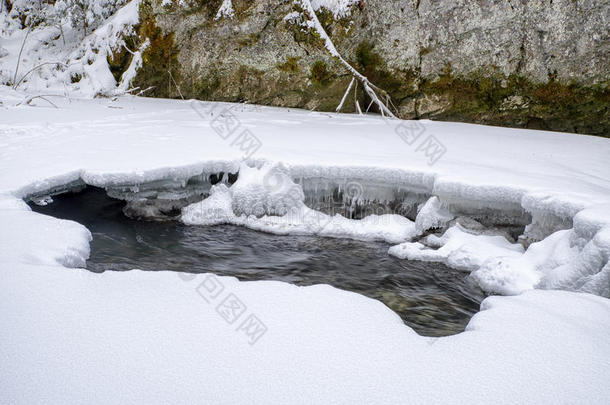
[104,172,232,219]
[182,165,417,244]
[415,196,455,235]
[389,223,524,271]
[473,205,610,296]
[230,162,304,217]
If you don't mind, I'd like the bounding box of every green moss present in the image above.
[178,0,253,21]
[283,3,324,47]
[231,0,256,19]
[132,0,182,98]
[353,41,416,112]
[310,61,332,86]
[180,0,223,19]
[236,32,260,48]
[191,66,221,100]
[277,57,301,74]
[420,66,610,136]
[309,76,355,111]
[420,46,432,57]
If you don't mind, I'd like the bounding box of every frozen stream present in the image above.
[30,187,485,337]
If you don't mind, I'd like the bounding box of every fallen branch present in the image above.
[299,0,396,118]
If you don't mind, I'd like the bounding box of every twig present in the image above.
[168,70,184,100]
[13,26,31,87]
[17,94,60,108]
[135,86,155,96]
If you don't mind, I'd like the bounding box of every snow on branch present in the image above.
[299,0,396,118]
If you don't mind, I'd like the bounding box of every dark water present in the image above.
[30,187,485,337]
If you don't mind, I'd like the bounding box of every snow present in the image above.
[1,90,610,402]
[182,180,417,244]
[310,0,360,18]
[1,260,609,403]
[474,205,610,296]
[1,0,141,96]
[389,223,524,271]
[414,195,454,235]
[0,89,609,295]
[215,0,235,20]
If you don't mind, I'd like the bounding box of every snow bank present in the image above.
[474,205,610,296]
[0,208,91,268]
[1,92,610,403]
[1,259,609,403]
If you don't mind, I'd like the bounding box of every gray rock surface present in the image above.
[135,0,609,135]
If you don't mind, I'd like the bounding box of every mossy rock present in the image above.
[132,0,182,98]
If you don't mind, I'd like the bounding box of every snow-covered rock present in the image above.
[474,205,610,296]
[389,224,524,271]
[415,195,454,235]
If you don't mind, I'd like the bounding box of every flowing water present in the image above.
[30,187,486,337]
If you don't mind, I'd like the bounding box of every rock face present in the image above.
[132,0,609,136]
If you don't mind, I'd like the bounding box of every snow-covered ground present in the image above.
[1,87,610,403]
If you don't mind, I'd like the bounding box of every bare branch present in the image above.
[299,0,396,118]
[336,77,355,112]
[134,86,155,97]
[13,26,31,87]
[168,70,184,100]
[14,62,70,89]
